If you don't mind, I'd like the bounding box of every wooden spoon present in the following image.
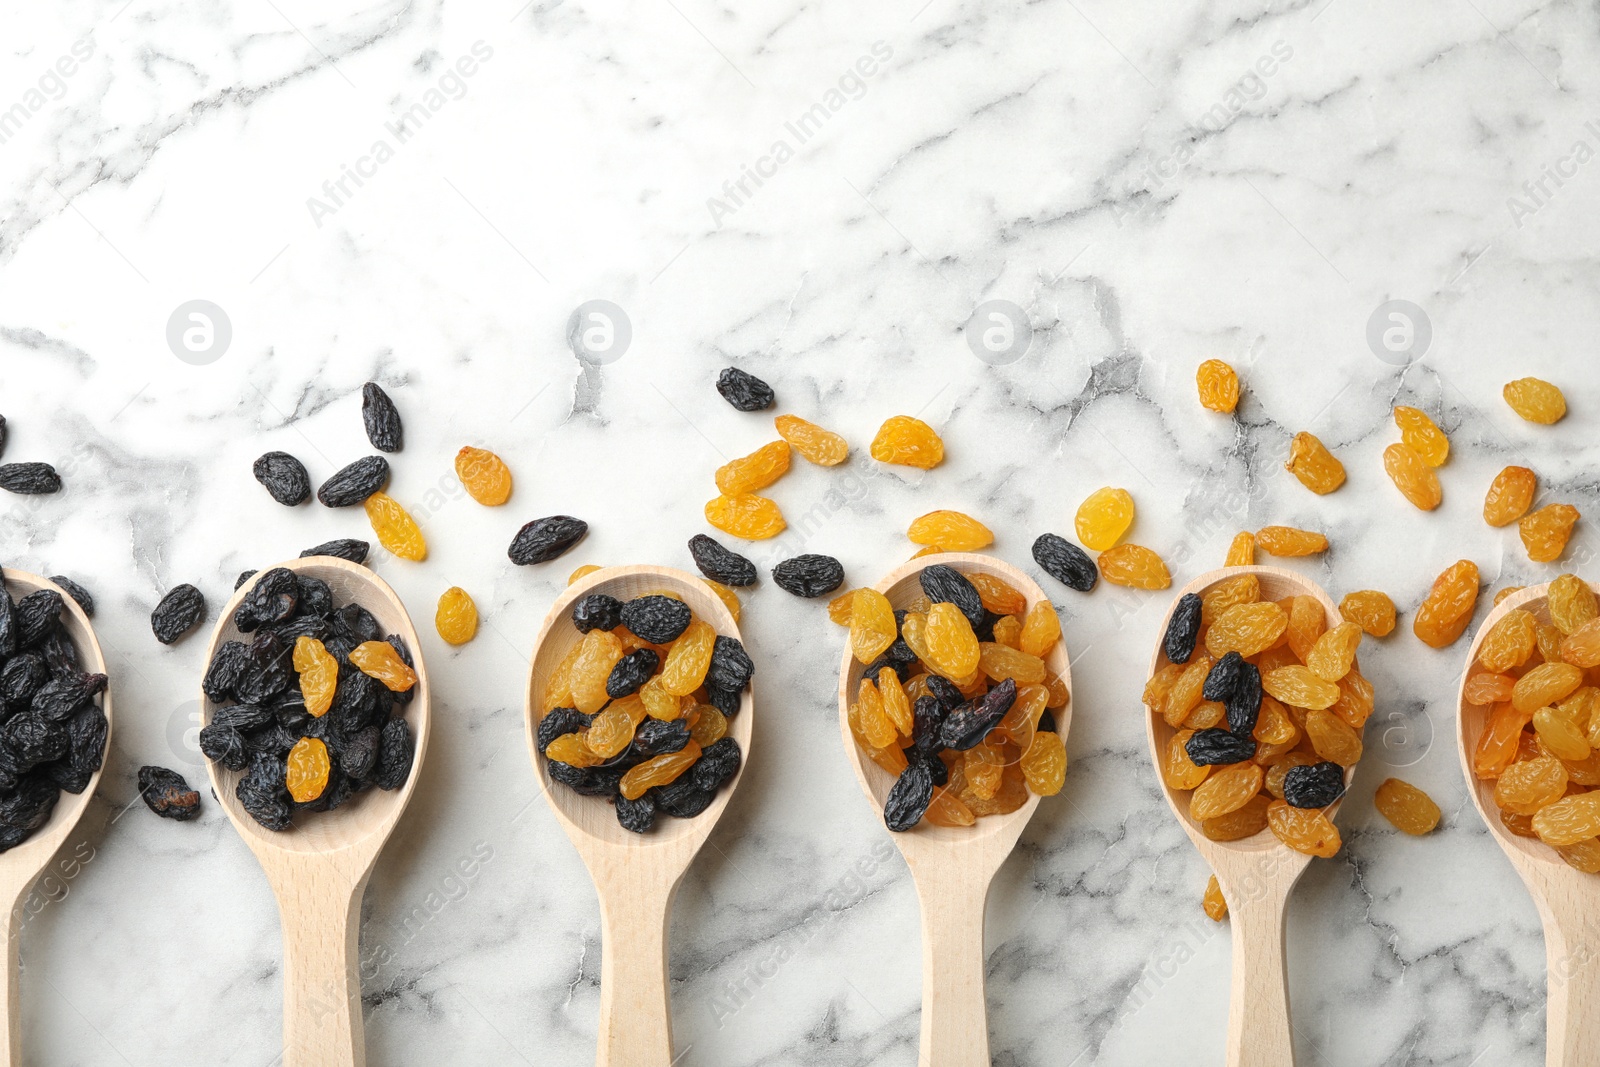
[0,571,111,1067]
[836,553,1071,1067]
[1146,565,1350,1067]
[1456,580,1600,1066]
[525,565,751,1067]
[200,556,430,1067]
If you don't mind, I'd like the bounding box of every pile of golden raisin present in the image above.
[838,564,1068,830]
[1468,573,1600,872]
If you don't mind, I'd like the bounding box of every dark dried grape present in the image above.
[237,760,292,831]
[688,534,758,587]
[317,456,390,508]
[537,708,589,752]
[15,590,61,649]
[362,382,403,453]
[1283,761,1346,809]
[1225,661,1262,738]
[203,641,248,703]
[38,630,75,674]
[301,539,370,564]
[294,576,335,618]
[252,452,311,506]
[615,792,656,834]
[199,722,249,771]
[621,596,692,643]
[0,778,59,852]
[508,516,588,565]
[235,632,292,705]
[211,703,273,733]
[884,757,934,832]
[1203,651,1243,702]
[235,570,258,591]
[653,777,715,818]
[340,726,382,781]
[373,717,414,790]
[65,707,106,781]
[706,636,754,693]
[1163,593,1202,664]
[772,554,844,598]
[1185,728,1257,767]
[715,367,774,411]
[1038,709,1057,733]
[3,717,67,771]
[234,569,297,633]
[31,672,106,721]
[0,463,61,495]
[0,586,14,658]
[691,737,741,793]
[151,584,206,645]
[0,415,5,458]
[925,675,963,711]
[606,649,660,699]
[939,678,1017,751]
[385,636,415,707]
[918,564,984,629]
[46,759,92,796]
[139,766,200,820]
[332,603,383,646]
[48,576,93,618]
[705,685,741,719]
[633,718,691,757]
[0,654,46,706]
[1032,533,1097,592]
[912,695,947,757]
[572,594,622,634]
[547,760,597,794]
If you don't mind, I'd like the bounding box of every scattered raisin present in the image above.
[869,416,944,469]
[435,587,478,646]
[1196,359,1239,413]
[1075,487,1136,550]
[772,554,845,598]
[716,367,775,411]
[1031,533,1097,592]
[139,766,200,821]
[688,534,758,586]
[455,446,513,505]
[0,463,61,495]
[316,456,389,507]
[361,382,403,452]
[1503,377,1566,424]
[1285,432,1345,494]
[151,585,206,645]
[252,452,311,506]
[508,516,589,565]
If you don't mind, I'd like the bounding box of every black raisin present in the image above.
[884,757,934,832]
[772,554,844,598]
[252,451,311,506]
[704,685,741,719]
[912,695,946,757]
[925,675,964,711]
[316,456,390,507]
[0,585,14,658]
[620,596,691,643]
[1038,709,1057,733]
[1203,651,1243,702]
[341,726,382,781]
[615,792,657,834]
[547,760,596,794]
[0,463,61,495]
[690,737,741,792]
[294,576,335,618]
[632,718,691,757]
[0,654,47,706]
[508,515,588,565]
[938,678,1017,751]
[1283,761,1346,809]
[234,568,298,633]
[48,576,94,618]
[235,570,258,591]
[199,722,250,771]
[151,584,206,645]
[1225,661,1262,738]
[606,649,660,699]
[386,635,416,706]
[687,534,758,586]
[14,590,61,649]
[235,632,292,705]
[572,594,623,634]
[210,703,273,733]
[918,564,984,629]
[361,382,403,453]
[301,539,371,564]
[1032,533,1097,592]
[653,777,715,818]
[332,603,383,645]
[1163,593,1202,665]
[537,707,590,752]
[706,636,753,693]
[237,762,292,831]
[0,777,59,852]
[715,366,774,411]
[139,766,200,820]
[373,717,414,790]
[31,672,106,721]
[1185,728,1257,767]
[203,641,249,703]
[67,705,108,775]
[3,717,66,771]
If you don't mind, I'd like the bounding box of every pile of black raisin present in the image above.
[0,571,109,850]
[200,567,416,831]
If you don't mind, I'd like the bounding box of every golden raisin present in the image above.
[827,588,863,626]
[293,636,338,718]
[1521,504,1580,563]
[879,668,914,738]
[991,614,1022,649]
[1225,531,1256,567]
[1304,708,1362,765]
[585,701,641,759]
[569,630,624,714]
[640,678,683,721]
[1513,662,1584,713]
[1203,574,1261,627]
[925,602,981,678]
[925,787,977,827]
[968,573,1027,617]
[1162,730,1210,791]
[701,580,741,622]
[1495,586,1525,606]
[1477,609,1537,673]
[1021,730,1066,796]
[1562,619,1600,669]
[1163,654,1214,728]
[350,640,419,693]
[1267,799,1341,857]
[715,441,791,496]
[1330,670,1375,729]
[1202,875,1229,921]
[365,492,427,561]
[774,414,849,466]
[620,742,703,800]
[661,619,716,696]
[1393,406,1449,466]
[1205,602,1288,658]
[1413,560,1480,649]
[1097,544,1171,590]
[1285,432,1346,494]
[1263,666,1340,710]
[1374,778,1440,834]
[545,732,599,768]
[1464,672,1517,706]
[1306,622,1361,682]
[1196,359,1239,413]
[705,494,786,539]
[435,587,478,646]
[1558,838,1600,873]
[1533,705,1591,762]
[1018,601,1060,658]
[1075,487,1136,551]
[688,704,727,747]
[965,743,1004,801]
[1504,377,1567,424]
[1284,595,1326,661]
[1495,757,1569,815]
[1532,793,1600,846]
[1483,466,1537,527]
[848,589,896,664]
[1202,794,1272,842]
[1256,526,1328,557]
[286,736,331,803]
[1339,591,1395,637]
[907,510,993,552]
[1548,575,1598,636]
[855,679,898,749]
[1189,762,1265,821]
[978,643,1047,685]
[1475,702,1533,778]
[1382,442,1442,510]
[869,415,944,469]
[455,446,513,506]
[568,565,601,585]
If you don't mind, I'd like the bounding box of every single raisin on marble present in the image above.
[361,382,403,453]
[48,576,94,617]
[252,452,311,506]
[1282,761,1346,809]
[1163,593,1203,665]
[1185,728,1257,766]
[0,463,61,495]
[884,756,935,832]
[715,367,775,412]
[316,456,390,508]
[939,678,1017,751]
[620,596,692,643]
[772,554,844,598]
[606,649,660,698]
[572,593,623,634]
[300,539,370,564]
[139,765,201,821]
[919,564,985,630]
[1032,533,1097,592]
[688,534,758,587]
[508,516,588,565]
[151,584,207,645]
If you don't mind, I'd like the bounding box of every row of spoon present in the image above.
[0,554,1591,1066]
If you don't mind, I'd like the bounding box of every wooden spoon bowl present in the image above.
[1146,565,1349,1067]
[525,565,751,1067]
[836,553,1071,1067]
[1456,580,1600,1066]
[201,557,430,1067]
[0,570,112,1067]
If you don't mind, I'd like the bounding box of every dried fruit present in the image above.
[1532,793,1600,846]
[924,603,981,679]
[884,757,936,831]
[293,636,338,717]
[1478,610,1536,673]
[1196,359,1239,413]
[1504,377,1566,424]
[661,620,715,696]
[969,573,1026,617]
[138,766,200,821]
[1393,406,1449,466]
[1163,593,1203,665]
[1285,433,1346,494]
[151,585,206,645]
[705,494,786,539]
[435,587,478,646]
[1256,526,1327,557]
[1494,757,1568,815]
[1339,591,1395,637]
[1031,534,1097,592]
[1190,763,1264,821]
[772,554,844,598]
[1207,602,1289,658]
[870,416,944,469]
[688,534,757,586]
[365,492,427,561]
[849,589,896,664]
[1521,504,1580,563]
[1018,602,1060,658]
[301,539,370,564]
[919,565,985,629]
[455,447,513,505]
[1513,662,1583,713]
[350,640,419,692]
[715,441,791,495]
[252,452,311,506]
[1203,794,1271,841]
[716,367,774,411]
[1264,666,1340,711]
[1225,532,1255,567]
[1186,728,1256,766]
[1267,799,1341,857]
[572,594,622,634]
[1282,761,1345,808]
[621,596,692,644]
[774,414,848,465]
[908,510,994,552]
[1373,779,1438,834]
[0,463,61,495]
[286,737,331,803]
[48,576,93,618]
[1202,875,1229,920]
[317,456,389,507]
[1205,575,1262,628]
[1383,442,1442,510]
[1306,622,1361,682]
[362,382,403,452]
[509,515,589,565]
[1075,488,1136,550]
[1484,466,1537,527]
[1548,575,1598,636]
[1413,560,1480,649]
[1098,544,1170,589]
[620,742,703,800]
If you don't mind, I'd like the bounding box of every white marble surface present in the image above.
[1,0,1598,1062]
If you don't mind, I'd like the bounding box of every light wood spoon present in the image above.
[0,570,111,1067]
[836,553,1072,1067]
[1457,580,1600,1066]
[1147,565,1351,1067]
[201,556,430,1067]
[525,565,751,1067]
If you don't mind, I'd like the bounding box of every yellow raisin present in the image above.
[1504,376,1567,424]
[1304,708,1362,765]
[1475,702,1533,779]
[1532,793,1600,846]
[998,684,1049,748]
[1162,730,1211,791]
[1253,696,1299,746]
[661,619,716,696]
[879,668,914,738]
[1285,432,1346,494]
[1163,653,1215,728]
[1484,466,1537,527]
[963,764,1029,816]
[569,630,625,714]
[701,580,741,622]
[965,743,1004,800]
[689,703,728,747]
[639,677,683,721]
[1513,662,1584,713]
[286,736,331,803]
[1075,487,1136,551]
[1203,875,1228,920]
[585,701,640,759]
[1533,705,1591,762]
[714,440,791,496]
[364,492,427,561]
[542,641,584,712]
[848,589,896,664]
[1202,794,1272,841]
[1205,602,1288,658]
[1190,762,1265,821]
[1184,700,1225,731]
[1256,525,1328,557]
[1020,730,1066,796]
[1019,601,1060,658]
[568,565,601,585]
[1263,666,1340,711]
[1536,622,1564,663]
[1374,778,1440,834]
[1521,504,1580,563]
[968,573,1027,617]
[1225,531,1256,567]
[1494,757,1569,815]
[1548,575,1598,636]
[774,414,849,466]
[869,415,944,469]
[620,742,703,800]
[1393,406,1449,466]
[1382,442,1442,510]
[827,588,863,626]
[978,642,1047,685]
[1196,359,1239,413]
[1306,622,1361,682]
[1413,560,1480,649]
[1558,838,1600,873]
[991,614,1022,649]
[1477,609,1537,673]
[1339,591,1395,637]
[925,602,980,678]
[1203,574,1261,627]
[292,636,338,718]
[349,640,418,693]
[1283,595,1326,662]
[1330,670,1375,729]
[1267,799,1342,857]
[856,679,898,749]
[1097,544,1171,590]
[545,732,599,768]
[1464,671,1517,706]
[907,510,994,552]
[1045,671,1071,709]
[1562,619,1600,669]
[705,493,786,540]
[1494,586,1525,606]
[455,446,513,506]
[926,786,977,827]
[435,587,479,646]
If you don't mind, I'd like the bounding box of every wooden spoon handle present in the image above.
[0,881,26,1067]
[596,879,676,1067]
[912,862,994,1067]
[275,876,365,1067]
[1225,889,1294,1067]
[1540,897,1600,1066]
